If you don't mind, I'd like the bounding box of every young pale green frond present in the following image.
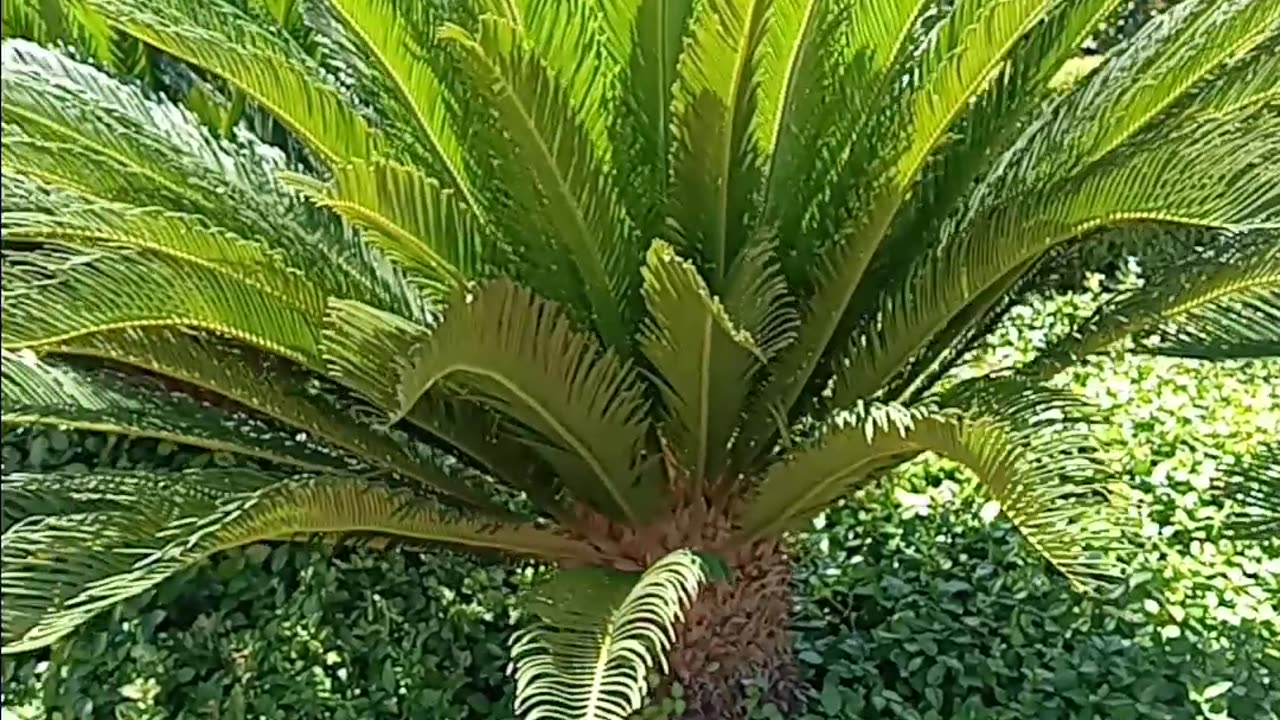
[51,328,499,506]
[1218,444,1280,540]
[640,241,764,487]
[86,0,379,165]
[741,379,1125,592]
[0,350,352,472]
[1032,232,1280,375]
[318,0,486,213]
[2,246,324,367]
[441,17,637,349]
[285,161,482,297]
[1,471,588,654]
[511,549,710,720]
[395,280,662,524]
[668,0,770,287]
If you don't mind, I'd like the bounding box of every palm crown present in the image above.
[2,0,1278,717]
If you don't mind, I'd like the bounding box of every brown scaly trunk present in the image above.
[574,497,799,719]
[667,538,798,719]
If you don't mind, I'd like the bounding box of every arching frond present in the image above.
[51,328,500,507]
[1032,231,1280,375]
[86,0,378,165]
[395,280,663,524]
[0,350,352,472]
[640,241,763,487]
[320,298,563,510]
[1,40,427,320]
[611,0,696,239]
[735,0,1056,464]
[511,549,710,720]
[1218,444,1280,541]
[1,471,589,654]
[2,175,325,311]
[320,0,477,205]
[2,246,324,367]
[440,17,636,349]
[739,379,1126,593]
[831,102,1280,406]
[667,0,770,287]
[284,161,482,298]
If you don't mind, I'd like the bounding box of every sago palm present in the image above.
[2,0,1278,717]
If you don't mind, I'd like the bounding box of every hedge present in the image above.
[3,282,1278,720]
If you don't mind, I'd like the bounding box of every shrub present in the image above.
[5,288,1276,719]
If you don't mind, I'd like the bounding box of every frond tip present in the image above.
[510,549,713,720]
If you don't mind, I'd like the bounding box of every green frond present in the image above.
[611,0,695,239]
[3,246,324,367]
[86,0,379,165]
[740,379,1126,592]
[734,0,1058,464]
[511,549,710,720]
[832,102,1280,407]
[319,298,563,510]
[507,0,618,160]
[1075,0,1278,167]
[1,41,427,321]
[640,241,763,486]
[320,0,479,208]
[2,175,326,312]
[721,241,799,363]
[1218,444,1280,540]
[667,0,770,286]
[440,17,636,349]
[395,280,663,524]
[284,161,482,297]
[51,327,501,507]
[2,471,588,654]
[0,349,352,472]
[321,297,431,411]
[1,0,130,72]
[1032,231,1280,374]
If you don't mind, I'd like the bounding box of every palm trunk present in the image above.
[667,539,798,719]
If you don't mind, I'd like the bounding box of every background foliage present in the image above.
[4,273,1276,720]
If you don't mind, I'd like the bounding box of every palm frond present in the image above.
[831,101,1280,407]
[319,0,479,208]
[86,0,378,165]
[739,379,1126,592]
[511,549,710,720]
[611,0,696,240]
[319,299,565,511]
[2,246,324,367]
[51,328,501,507]
[1,40,428,321]
[1,349,352,472]
[735,0,1055,464]
[640,241,763,488]
[440,17,636,349]
[1,471,588,654]
[1032,231,1280,375]
[283,161,482,298]
[395,280,663,524]
[667,0,770,286]
[1217,444,1280,540]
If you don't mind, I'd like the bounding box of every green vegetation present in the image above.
[4,286,1277,719]
[2,0,1278,717]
